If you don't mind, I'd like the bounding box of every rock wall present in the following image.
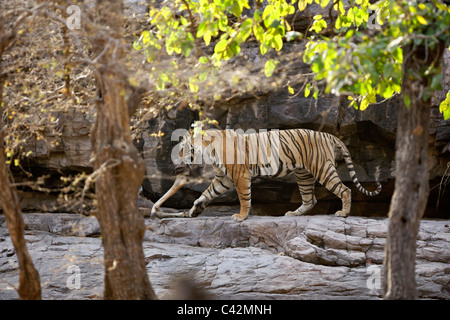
[3,1,449,218]
[129,0,450,219]
[11,58,450,217]
[1,213,449,299]
[140,74,450,218]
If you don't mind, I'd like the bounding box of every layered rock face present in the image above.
[3,0,448,218]
[139,73,450,218]
[13,65,450,217]
[15,76,449,217]
[1,213,449,299]
[133,1,450,217]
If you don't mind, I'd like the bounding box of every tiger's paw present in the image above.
[188,211,200,218]
[231,213,247,222]
[285,201,317,217]
[335,210,349,217]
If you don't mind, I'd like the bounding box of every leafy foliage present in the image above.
[133,0,298,100]
[440,91,450,120]
[133,0,450,119]
[302,0,450,115]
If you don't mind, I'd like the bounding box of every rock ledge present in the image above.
[0,213,449,299]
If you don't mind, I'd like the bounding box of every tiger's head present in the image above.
[171,128,207,173]
[171,123,225,173]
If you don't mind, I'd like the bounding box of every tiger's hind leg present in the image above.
[316,162,351,217]
[231,168,252,222]
[285,169,317,216]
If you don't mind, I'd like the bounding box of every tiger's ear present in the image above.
[188,129,196,140]
[192,128,203,140]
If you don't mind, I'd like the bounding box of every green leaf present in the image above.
[214,39,228,53]
[367,90,376,103]
[334,1,345,14]
[253,24,265,42]
[240,18,253,35]
[197,22,206,37]
[262,4,275,27]
[443,106,450,120]
[403,94,411,107]
[180,16,188,26]
[260,42,269,55]
[269,19,281,29]
[416,15,428,25]
[189,77,199,93]
[288,85,294,94]
[393,47,403,64]
[305,83,312,97]
[431,73,443,91]
[199,71,208,82]
[360,96,370,110]
[273,34,283,50]
[298,0,308,11]
[199,56,209,64]
[311,62,321,73]
[439,91,450,120]
[231,1,243,17]
[204,31,212,46]
[320,0,330,9]
[383,62,394,79]
[345,29,354,39]
[264,59,278,77]
[310,18,327,33]
[218,15,228,32]
[133,40,142,50]
[181,33,194,57]
[378,82,395,99]
[229,40,241,56]
[141,30,151,45]
[156,73,170,90]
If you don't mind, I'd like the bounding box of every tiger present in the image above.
[152,128,382,222]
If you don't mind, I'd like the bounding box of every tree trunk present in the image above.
[382,96,429,299]
[90,0,156,299]
[0,137,42,300]
[0,21,41,297]
[382,42,444,299]
[0,82,41,300]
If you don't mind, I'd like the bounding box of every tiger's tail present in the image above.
[334,137,382,197]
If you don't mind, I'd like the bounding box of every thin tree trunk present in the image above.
[0,137,41,300]
[90,0,156,299]
[0,20,41,297]
[382,41,444,299]
[382,97,429,299]
[0,87,41,300]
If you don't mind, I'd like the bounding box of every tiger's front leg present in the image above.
[188,196,207,217]
[231,168,252,222]
[285,169,317,216]
[188,174,233,217]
